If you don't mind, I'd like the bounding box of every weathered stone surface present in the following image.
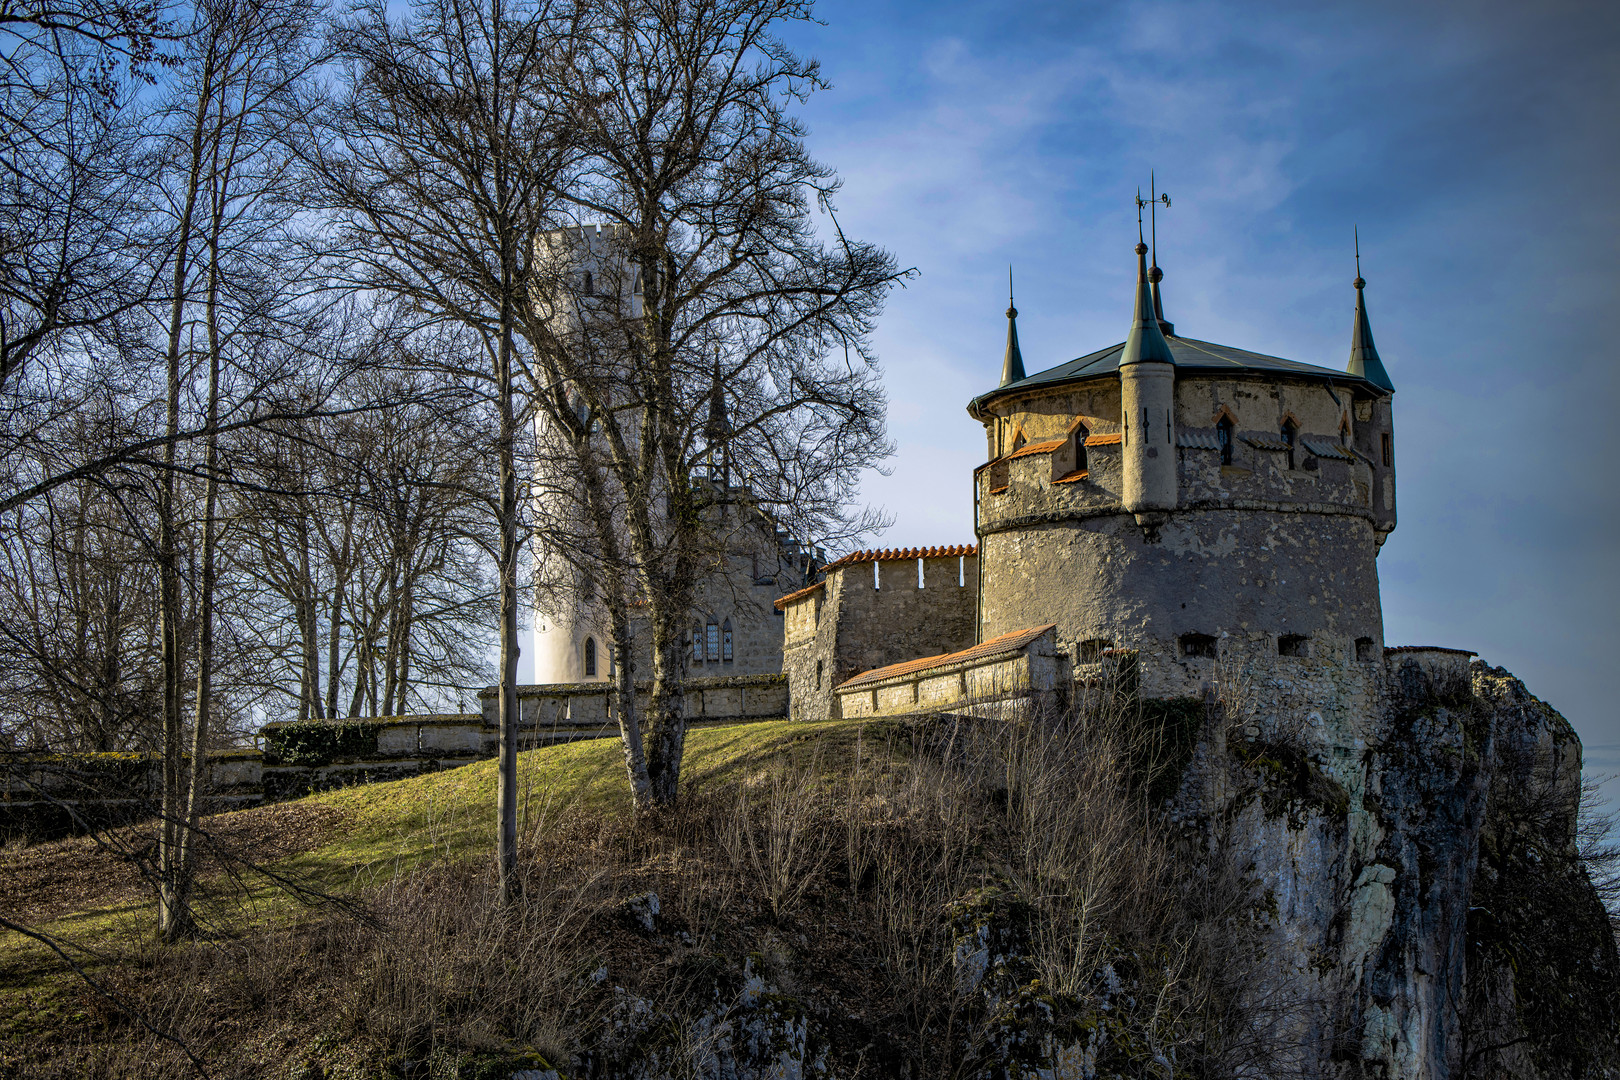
[1161,654,1619,1079]
[781,551,978,722]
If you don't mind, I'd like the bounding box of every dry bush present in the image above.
[719,763,836,920]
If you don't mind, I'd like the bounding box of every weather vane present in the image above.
[1136,172,1171,264]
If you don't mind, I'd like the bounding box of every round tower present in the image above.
[967,239,1397,699]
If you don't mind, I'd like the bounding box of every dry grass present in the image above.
[0,707,1277,1079]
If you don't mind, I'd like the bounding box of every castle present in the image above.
[527,225,823,687]
[779,230,1400,724]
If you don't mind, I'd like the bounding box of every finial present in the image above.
[1137,175,1174,335]
[1000,270,1025,387]
[1354,226,1365,290]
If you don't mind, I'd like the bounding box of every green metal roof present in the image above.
[970,333,1391,414]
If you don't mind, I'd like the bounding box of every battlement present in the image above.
[777,544,980,721]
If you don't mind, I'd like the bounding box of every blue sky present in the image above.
[776,1,1620,803]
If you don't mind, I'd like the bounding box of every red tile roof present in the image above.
[1052,469,1089,484]
[772,580,825,610]
[1084,432,1123,446]
[1007,437,1065,460]
[835,624,1058,691]
[820,544,976,574]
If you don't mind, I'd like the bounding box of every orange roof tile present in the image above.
[1052,469,1089,484]
[835,624,1058,691]
[772,580,824,610]
[1006,437,1064,460]
[820,544,976,574]
[1084,433,1123,446]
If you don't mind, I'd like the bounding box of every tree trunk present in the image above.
[608,598,652,807]
[156,51,213,942]
[644,606,688,806]
[177,218,225,904]
[495,308,520,901]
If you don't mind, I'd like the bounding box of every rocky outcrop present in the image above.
[1166,653,1619,1079]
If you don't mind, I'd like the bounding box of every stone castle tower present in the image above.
[966,235,1398,699]
[530,225,819,686]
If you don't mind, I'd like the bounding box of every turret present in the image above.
[1346,232,1396,540]
[1119,240,1177,528]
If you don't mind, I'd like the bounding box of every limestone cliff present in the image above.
[1166,654,1620,1079]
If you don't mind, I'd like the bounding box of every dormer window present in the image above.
[1281,420,1299,470]
[1055,423,1089,480]
[1217,415,1234,466]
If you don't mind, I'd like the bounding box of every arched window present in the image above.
[1281,420,1299,470]
[722,619,733,662]
[1218,415,1235,466]
[584,637,597,677]
[692,626,703,664]
[1340,417,1352,447]
[582,270,593,295]
[706,622,720,662]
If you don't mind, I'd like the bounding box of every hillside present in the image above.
[4,670,1618,1080]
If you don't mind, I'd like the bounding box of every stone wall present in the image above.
[2,676,788,839]
[833,625,1064,720]
[779,547,978,721]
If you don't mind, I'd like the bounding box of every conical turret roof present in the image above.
[1346,275,1393,392]
[705,357,728,439]
[1120,243,1175,366]
[1000,273,1026,387]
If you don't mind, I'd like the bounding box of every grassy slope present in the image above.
[0,720,882,992]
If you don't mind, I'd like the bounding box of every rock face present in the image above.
[1168,653,1619,1079]
[558,660,1616,1080]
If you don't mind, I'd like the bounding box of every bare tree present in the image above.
[304,0,574,899]
[520,0,903,808]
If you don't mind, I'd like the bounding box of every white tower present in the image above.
[529,225,638,685]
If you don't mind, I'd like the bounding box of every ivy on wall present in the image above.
[261,720,382,767]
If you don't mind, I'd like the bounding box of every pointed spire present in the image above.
[1346,228,1394,392]
[1121,219,1175,367]
[999,266,1026,387]
[705,355,728,439]
[1147,171,1174,336]
[705,355,731,487]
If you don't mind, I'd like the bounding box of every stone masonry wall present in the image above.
[782,551,978,722]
